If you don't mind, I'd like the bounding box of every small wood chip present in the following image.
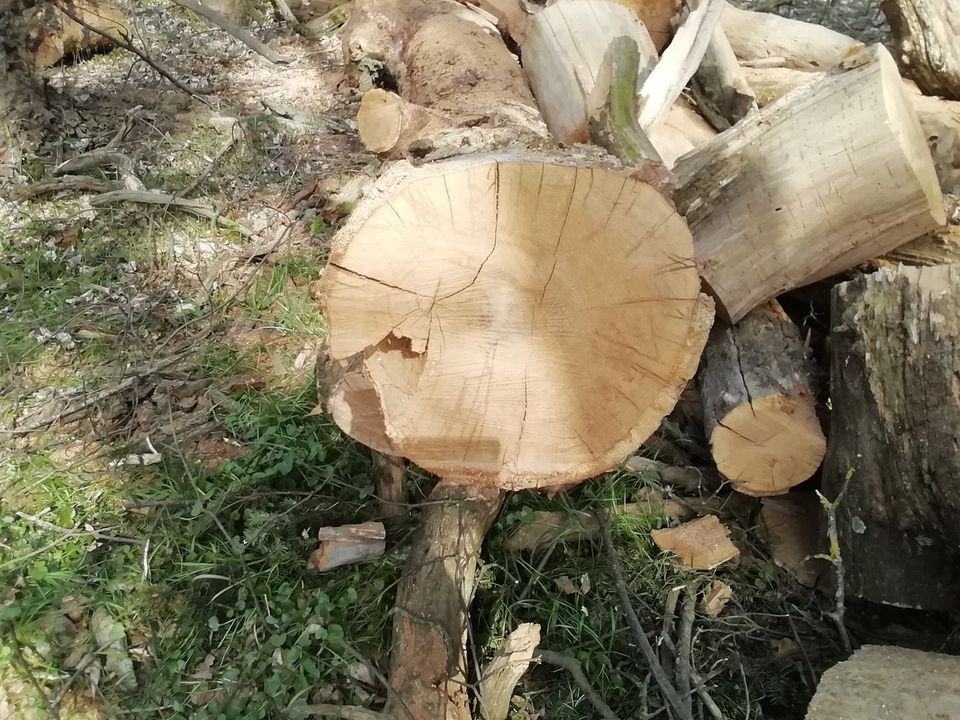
[651,515,739,570]
[307,522,386,572]
[698,580,733,617]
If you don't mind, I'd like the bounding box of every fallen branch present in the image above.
[53,0,209,103]
[534,649,620,720]
[14,175,116,198]
[595,511,691,720]
[54,148,144,190]
[171,0,292,64]
[814,475,853,653]
[676,586,696,717]
[15,511,147,546]
[89,189,256,239]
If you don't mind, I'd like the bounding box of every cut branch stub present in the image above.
[321,154,714,489]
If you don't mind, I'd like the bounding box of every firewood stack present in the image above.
[317,0,960,716]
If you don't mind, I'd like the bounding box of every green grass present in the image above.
[1,384,404,718]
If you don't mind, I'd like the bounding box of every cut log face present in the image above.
[698,301,825,495]
[356,89,445,158]
[522,0,658,143]
[806,645,960,720]
[321,154,714,489]
[674,45,946,322]
[823,264,960,610]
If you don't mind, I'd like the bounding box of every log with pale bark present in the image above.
[673,44,945,322]
[822,264,960,610]
[697,301,825,496]
[881,0,960,100]
[806,645,960,720]
[521,0,658,144]
[720,2,863,70]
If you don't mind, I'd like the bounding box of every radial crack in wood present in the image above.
[321,154,714,489]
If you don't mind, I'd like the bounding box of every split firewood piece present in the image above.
[26,0,129,69]
[386,482,502,720]
[522,0,658,144]
[587,36,663,165]
[697,301,825,496]
[674,45,945,322]
[691,22,757,129]
[759,494,826,588]
[806,645,960,720]
[356,89,448,158]
[477,623,541,720]
[721,2,863,70]
[651,514,739,570]
[321,155,714,488]
[307,522,386,572]
[697,579,732,617]
[615,0,682,52]
[636,0,725,133]
[881,0,960,100]
[822,264,960,610]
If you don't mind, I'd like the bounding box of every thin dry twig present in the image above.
[677,585,696,717]
[815,472,854,654]
[595,510,692,720]
[535,649,621,720]
[89,189,257,239]
[15,511,147,546]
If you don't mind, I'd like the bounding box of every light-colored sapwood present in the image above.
[698,301,825,496]
[477,623,541,720]
[674,45,945,322]
[306,522,386,572]
[614,0,682,51]
[322,154,713,489]
[721,2,863,70]
[356,88,447,158]
[522,0,657,143]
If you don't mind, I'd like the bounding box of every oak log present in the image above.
[822,264,960,610]
[881,0,960,100]
[521,0,658,144]
[697,301,825,496]
[673,45,945,322]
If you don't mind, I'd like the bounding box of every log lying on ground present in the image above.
[356,88,447,158]
[387,483,502,720]
[806,645,960,720]
[673,45,945,322]
[881,0,960,100]
[822,264,960,610]
[521,0,657,144]
[721,2,863,70]
[322,154,714,488]
[697,301,825,496]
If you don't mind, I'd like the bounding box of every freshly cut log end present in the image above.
[321,154,714,489]
[823,264,960,610]
[710,395,824,495]
[357,89,444,157]
[699,301,825,496]
[675,44,946,322]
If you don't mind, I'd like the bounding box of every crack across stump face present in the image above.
[322,157,711,489]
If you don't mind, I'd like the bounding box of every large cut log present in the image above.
[721,2,863,70]
[387,482,502,720]
[881,0,960,100]
[698,301,825,496]
[521,0,657,144]
[806,645,960,720]
[673,45,945,322]
[322,154,714,488]
[822,264,960,610]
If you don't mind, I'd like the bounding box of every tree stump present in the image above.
[822,264,960,610]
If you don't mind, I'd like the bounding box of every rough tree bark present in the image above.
[673,44,945,322]
[822,264,960,610]
[698,301,825,496]
[881,0,960,100]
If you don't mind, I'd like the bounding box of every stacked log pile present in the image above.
[316,0,960,716]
